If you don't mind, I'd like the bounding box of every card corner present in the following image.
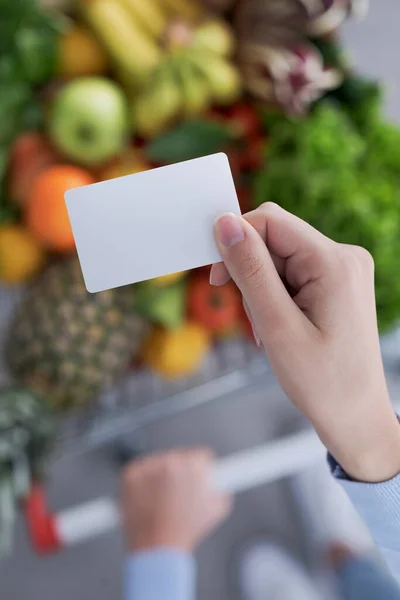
[64,188,74,203]
[215,151,229,162]
[85,283,99,294]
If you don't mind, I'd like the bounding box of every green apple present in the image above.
[49,77,129,166]
[135,281,186,329]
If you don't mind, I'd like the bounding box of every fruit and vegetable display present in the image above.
[1,0,400,553]
[0,388,54,556]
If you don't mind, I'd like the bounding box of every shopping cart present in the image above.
[2,284,399,555]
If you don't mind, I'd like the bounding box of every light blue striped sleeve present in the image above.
[331,458,400,586]
[125,548,196,600]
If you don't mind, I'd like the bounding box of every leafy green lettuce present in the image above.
[254,100,400,331]
[0,0,61,223]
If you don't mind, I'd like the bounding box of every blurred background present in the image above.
[1,0,400,598]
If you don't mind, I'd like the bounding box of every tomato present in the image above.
[241,134,265,171]
[227,103,262,139]
[188,275,241,334]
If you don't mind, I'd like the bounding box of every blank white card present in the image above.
[65,153,241,293]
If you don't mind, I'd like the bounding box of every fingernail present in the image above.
[209,263,231,287]
[209,265,224,286]
[251,324,263,348]
[215,213,245,248]
[209,265,217,286]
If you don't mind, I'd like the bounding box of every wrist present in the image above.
[127,528,193,554]
[319,409,400,483]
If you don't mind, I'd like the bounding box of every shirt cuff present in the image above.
[125,548,196,600]
[329,453,400,550]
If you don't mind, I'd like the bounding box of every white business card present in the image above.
[65,153,240,293]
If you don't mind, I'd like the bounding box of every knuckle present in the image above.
[352,246,375,270]
[337,245,374,281]
[238,252,266,286]
[258,201,279,214]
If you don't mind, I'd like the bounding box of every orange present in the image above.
[26,165,96,252]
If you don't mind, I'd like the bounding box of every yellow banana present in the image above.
[193,19,235,57]
[83,0,161,84]
[133,66,182,137]
[160,0,203,23]
[178,58,210,117]
[117,0,168,39]
[189,51,242,105]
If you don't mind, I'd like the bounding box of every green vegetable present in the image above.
[0,0,61,224]
[326,74,383,132]
[0,387,54,557]
[145,119,236,163]
[255,100,400,331]
[135,280,187,329]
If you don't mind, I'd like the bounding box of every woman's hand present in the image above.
[121,449,232,552]
[211,203,400,483]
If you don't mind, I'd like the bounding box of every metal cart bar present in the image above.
[25,429,326,552]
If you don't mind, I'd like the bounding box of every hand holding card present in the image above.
[65,153,240,293]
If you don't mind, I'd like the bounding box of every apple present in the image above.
[49,77,129,166]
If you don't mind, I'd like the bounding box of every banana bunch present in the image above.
[82,0,242,136]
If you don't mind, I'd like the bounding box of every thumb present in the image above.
[214,213,305,340]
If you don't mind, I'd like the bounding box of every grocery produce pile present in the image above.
[1,0,400,555]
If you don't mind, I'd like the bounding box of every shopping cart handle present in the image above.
[25,430,325,553]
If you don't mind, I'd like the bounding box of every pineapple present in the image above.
[6,257,148,410]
